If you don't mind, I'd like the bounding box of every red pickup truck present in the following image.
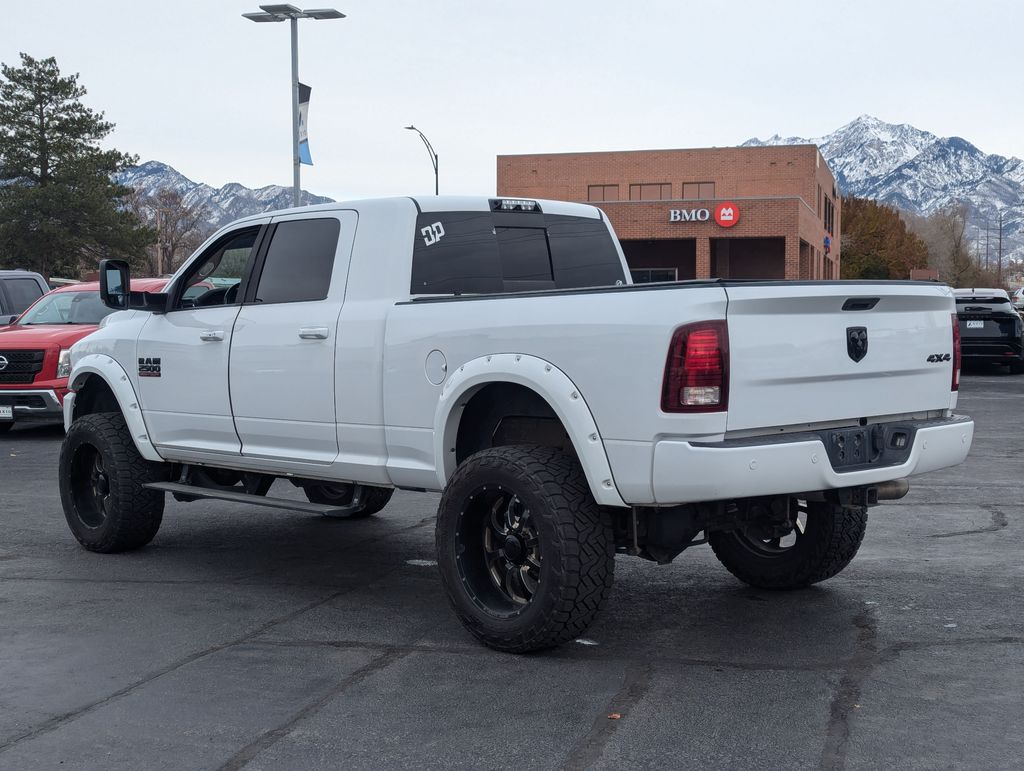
[0,278,166,432]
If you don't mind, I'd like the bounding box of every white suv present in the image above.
[1011,287,1024,311]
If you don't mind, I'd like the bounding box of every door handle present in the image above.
[199,330,225,342]
[299,327,330,340]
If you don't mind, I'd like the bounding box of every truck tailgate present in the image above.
[724,283,956,432]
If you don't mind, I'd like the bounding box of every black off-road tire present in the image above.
[303,483,394,518]
[435,444,615,653]
[1008,359,1024,375]
[59,412,168,553]
[0,422,12,433]
[709,500,868,589]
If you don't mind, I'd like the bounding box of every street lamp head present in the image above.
[260,4,302,16]
[305,8,346,19]
[247,4,345,20]
[404,125,416,131]
[242,11,283,21]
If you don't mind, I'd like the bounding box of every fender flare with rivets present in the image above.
[433,353,626,508]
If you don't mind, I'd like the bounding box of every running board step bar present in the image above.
[143,481,363,517]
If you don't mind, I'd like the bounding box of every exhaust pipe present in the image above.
[875,478,910,501]
[800,478,910,506]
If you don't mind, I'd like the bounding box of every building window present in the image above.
[682,182,715,200]
[823,196,835,235]
[629,183,672,201]
[630,268,677,283]
[587,184,618,202]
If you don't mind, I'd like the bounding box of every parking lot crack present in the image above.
[217,647,411,771]
[561,660,652,771]
[819,608,878,771]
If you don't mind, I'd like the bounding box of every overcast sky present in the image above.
[4,0,1023,200]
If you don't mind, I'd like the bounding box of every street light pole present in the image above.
[290,16,300,206]
[405,125,439,195]
[999,210,1003,285]
[243,4,345,208]
[985,216,990,270]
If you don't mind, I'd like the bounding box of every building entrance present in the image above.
[620,239,696,282]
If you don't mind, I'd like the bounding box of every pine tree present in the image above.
[0,53,152,278]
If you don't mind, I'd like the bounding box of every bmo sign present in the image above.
[669,201,740,228]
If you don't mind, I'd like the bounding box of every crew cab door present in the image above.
[228,211,355,464]
[136,224,266,455]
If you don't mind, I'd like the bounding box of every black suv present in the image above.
[954,288,1024,374]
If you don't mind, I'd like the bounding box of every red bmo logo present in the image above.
[714,202,739,228]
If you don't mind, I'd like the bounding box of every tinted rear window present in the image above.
[3,278,45,313]
[546,217,628,288]
[410,211,624,295]
[496,227,553,287]
[410,212,502,295]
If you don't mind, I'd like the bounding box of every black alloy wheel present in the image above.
[729,503,809,557]
[459,487,542,614]
[709,498,867,589]
[69,444,111,528]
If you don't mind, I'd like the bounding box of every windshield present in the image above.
[18,290,114,325]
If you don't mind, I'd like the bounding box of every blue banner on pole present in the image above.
[298,82,312,166]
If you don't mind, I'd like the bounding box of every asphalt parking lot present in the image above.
[0,370,1021,770]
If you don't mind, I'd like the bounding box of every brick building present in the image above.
[496,145,840,282]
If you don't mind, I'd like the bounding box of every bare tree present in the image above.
[906,203,1000,287]
[126,189,211,275]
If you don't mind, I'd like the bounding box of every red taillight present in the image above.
[661,321,729,412]
[951,312,961,392]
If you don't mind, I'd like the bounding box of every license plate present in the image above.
[966,320,984,329]
[0,406,12,421]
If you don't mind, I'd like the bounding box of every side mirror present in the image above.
[98,259,168,314]
[1,314,17,326]
[99,259,130,310]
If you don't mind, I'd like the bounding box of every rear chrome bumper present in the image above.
[651,415,974,505]
[0,389,63,423]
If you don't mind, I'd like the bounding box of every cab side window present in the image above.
[177,228,260,309]
[252,218,341,304]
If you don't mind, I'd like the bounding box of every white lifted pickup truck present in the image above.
[59,196,973,652]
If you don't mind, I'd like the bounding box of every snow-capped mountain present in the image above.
[743,115,1024,262]
[116,160,334,229]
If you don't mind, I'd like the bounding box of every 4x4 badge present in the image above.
[847,327,868,362]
